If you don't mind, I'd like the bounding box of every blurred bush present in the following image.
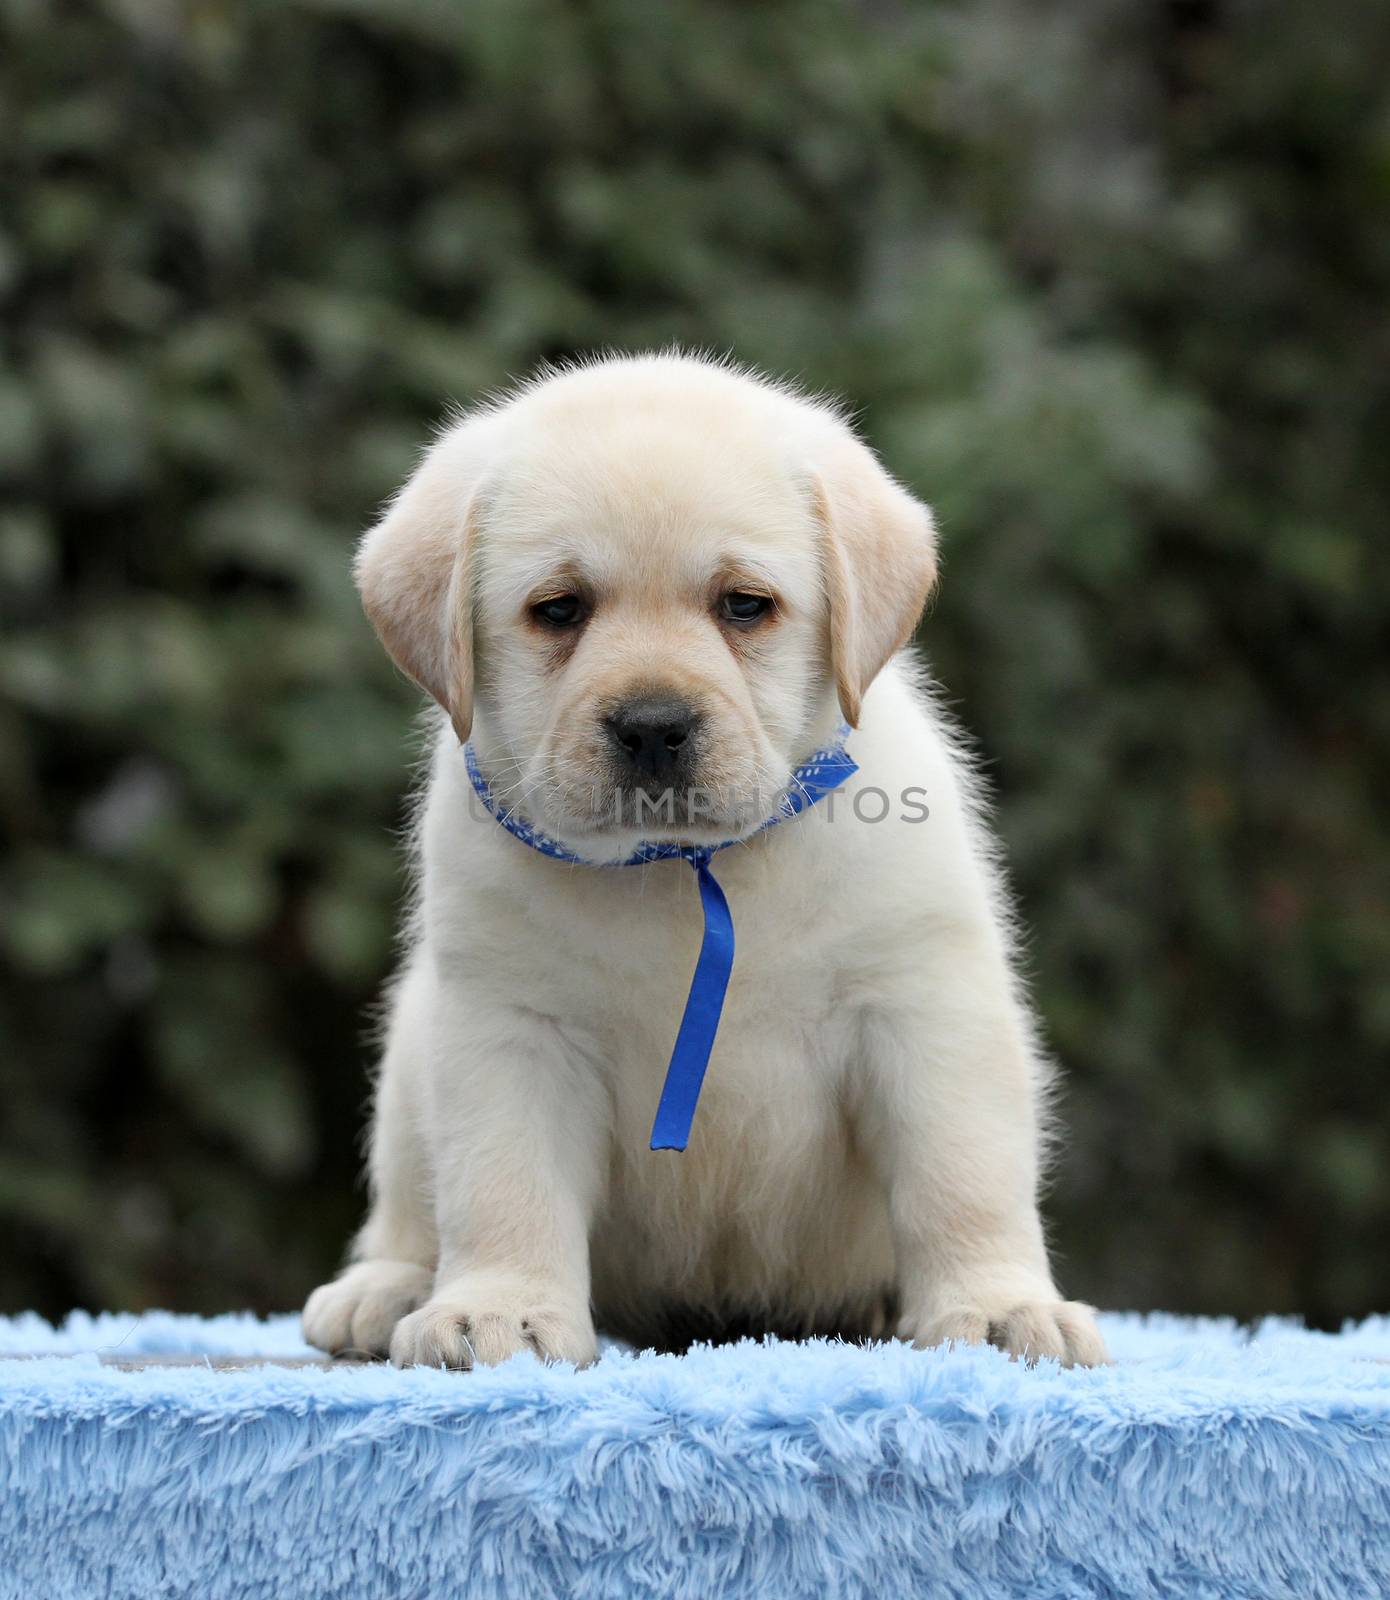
[1,0,1386,1325]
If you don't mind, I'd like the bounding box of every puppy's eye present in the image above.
[719,592,773,625]
[531,595,584,628]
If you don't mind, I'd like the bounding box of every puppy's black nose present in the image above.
[605,697,701,781]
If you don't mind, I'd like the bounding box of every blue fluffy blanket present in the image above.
[2,1311,1388,1599]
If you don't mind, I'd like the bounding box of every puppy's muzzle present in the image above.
[604,696,703,785]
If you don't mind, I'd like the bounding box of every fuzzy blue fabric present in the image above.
[2,1312,1388,1600]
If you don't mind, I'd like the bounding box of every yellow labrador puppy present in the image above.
[302,353,1108,1370]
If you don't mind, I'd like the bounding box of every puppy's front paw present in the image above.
[389,1275,598,1370]
[904,1298,1109,1368]
[302,1259,433,1358]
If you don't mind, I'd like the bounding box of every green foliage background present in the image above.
[2,0,1386,1326]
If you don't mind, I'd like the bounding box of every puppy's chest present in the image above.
[509,850,854,1057]
[597,928,850,1124]
[601,944,862,1194]
[488,845,870,1147]
[607,972,848,1133]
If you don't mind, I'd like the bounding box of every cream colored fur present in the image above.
[302,353,1108,1371]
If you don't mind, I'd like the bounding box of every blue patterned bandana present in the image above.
[464,731,858,1152]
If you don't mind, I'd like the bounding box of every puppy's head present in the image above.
[356,357,935,861]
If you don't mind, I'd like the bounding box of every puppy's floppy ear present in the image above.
[354,422,492,744]
[811,433,937,727]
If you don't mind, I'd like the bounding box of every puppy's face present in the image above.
[355,358,937,862]
[472,417,827,858]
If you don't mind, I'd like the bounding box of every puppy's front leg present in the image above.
[860,952,1109,1368]
[389,993,606,1370]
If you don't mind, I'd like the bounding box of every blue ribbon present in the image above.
[464,732,858,1151]
[647,852,733,1150]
